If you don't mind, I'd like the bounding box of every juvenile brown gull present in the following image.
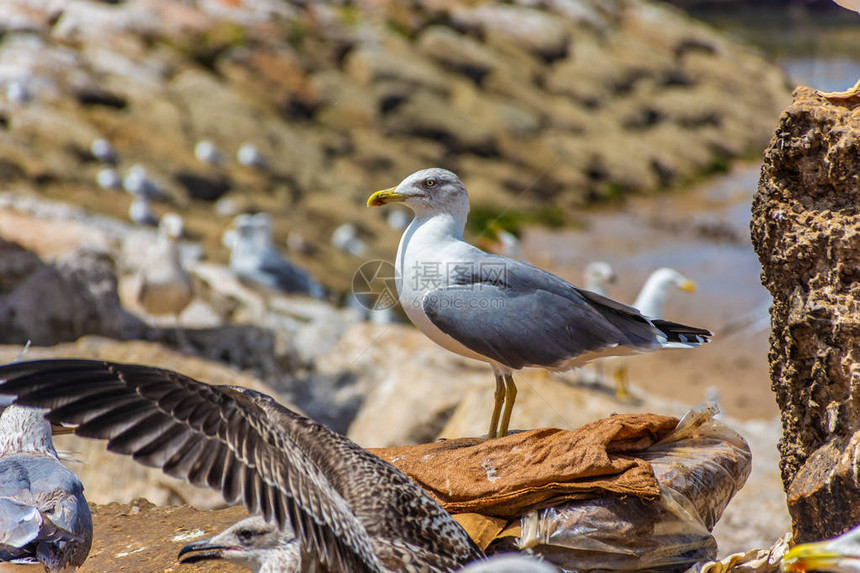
[178,515,557,573]
[0,404,92,572]
[0,359,484,572]
[178,514,299,573]
[368,168,712,438]
[136,213,193,321]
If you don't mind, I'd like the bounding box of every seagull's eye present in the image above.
[238,530,253,543]
[424,179,436,188]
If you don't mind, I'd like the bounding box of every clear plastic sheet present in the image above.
[489,402,752,573]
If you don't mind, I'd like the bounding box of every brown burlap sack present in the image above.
[370,413,678,519]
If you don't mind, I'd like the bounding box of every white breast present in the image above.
[395,219,493,365]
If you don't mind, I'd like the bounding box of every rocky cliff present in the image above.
[0,0,790,291]
[752,87,860,542]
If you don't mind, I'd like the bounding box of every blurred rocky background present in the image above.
[0,0,792,290]
[0,0,858,569]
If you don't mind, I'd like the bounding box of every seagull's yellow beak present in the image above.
[680,279,697,293]
[367,187,407,207]
[782,540,842,572]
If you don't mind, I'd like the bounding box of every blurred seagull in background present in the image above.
[136,213,194,330]
[609,267,698,398]
[194,140,223,166]
[237,143,268,169]
[6,79,31,105]
[89,139,118,164]
[227,213,324,298]
[0,405,92,573]
[331,223,367,257]
[179,514,299,572]
[368,168,711,439]
[128,190,159,227]
[583,261,616,297]
[123,165,166,201]
[0,359,485,572]
[95,167,121,191]
[386,209,411,231]
[783,524,860,573]
[633,268,697,320]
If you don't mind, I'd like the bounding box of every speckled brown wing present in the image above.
[0,359,485,573]
[0,359,380,572]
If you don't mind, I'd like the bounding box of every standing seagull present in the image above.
[0,359,485,572]
[583,261,616,297]
[136,213,194,321]
[633,268,697,319]
[610,268,698,398]
[227,214,325,298]
[0,405,92,572]
[368,169,711,438]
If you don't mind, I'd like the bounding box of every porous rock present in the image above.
[752,87,860,542]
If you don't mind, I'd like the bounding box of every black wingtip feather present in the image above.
[652,319,713,344]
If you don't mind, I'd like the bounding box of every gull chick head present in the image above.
[368,168,469,217]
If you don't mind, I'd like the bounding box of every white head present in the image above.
[178,515,294,572]
[228,214,257,247]
[0,404,58,460]
[158,213,184,240]
[252,213,274,245]
[583,261,616,296]
[368,168,470,222]
[634,267,696,318]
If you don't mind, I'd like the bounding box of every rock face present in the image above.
[0,239,141,345]
[0,0,790,291]
[751,87,860,543]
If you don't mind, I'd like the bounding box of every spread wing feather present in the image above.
[0,360,381,573]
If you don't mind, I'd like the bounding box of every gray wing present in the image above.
[0,456,92,568]
[423,255,708,369]
[256,251,324,297]
[0,360,482,572]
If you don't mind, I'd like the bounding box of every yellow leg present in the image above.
[613,364,631,401]
[497,374,518,438]
[487,374,505,439]
[819,78,860,100]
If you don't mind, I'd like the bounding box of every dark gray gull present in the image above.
[368,168,712,438]
[227,213,324,298]
[0,359,485,572]
[0,404,92,572]
[178,514,299,572]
